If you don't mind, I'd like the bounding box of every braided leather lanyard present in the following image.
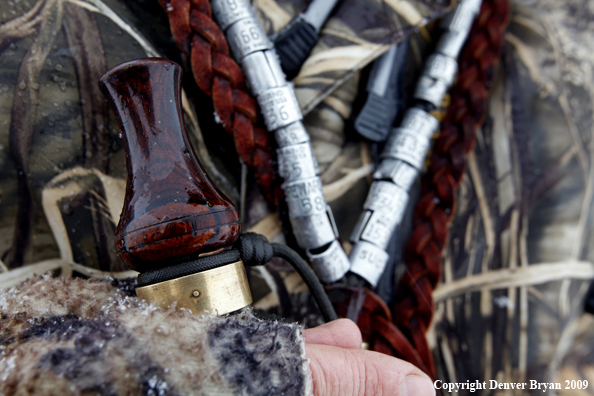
[157,0,282,206]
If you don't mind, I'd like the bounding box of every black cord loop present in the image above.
[235,233,337,322]
[270,242,338,322]
[136,233,337,323]
[236,233,274,267]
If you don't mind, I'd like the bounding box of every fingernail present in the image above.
[400,375,435,396]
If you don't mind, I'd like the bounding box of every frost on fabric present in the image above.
[0,276,311,396]
[0,276,228,395]
[208,311,310,396]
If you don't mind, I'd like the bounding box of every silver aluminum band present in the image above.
[435,30,468,59]
[211,0,252,31]
[373,159,419,191]
[258,85,302,131]
[414,75,448,108]
[312,151,321,174]
[263,50,285,86]
[291,212,336,249]
[360,207,405,249]
[363,181,408,214]
[354,183,409,249]
[400,108,438,140]
[350,211,370,243]
[308,240,351,283]
[275,122,310,147]
[382,128,431,170]
[441,0,481,33]
[283,177,326,218]
[277,142,317,182]
[242,51,285,93]
[461,0,483,16]
[349,241,390,287]
[423,53,458,87]
[227,18,273,60]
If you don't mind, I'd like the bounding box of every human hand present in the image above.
[304,319,435,396]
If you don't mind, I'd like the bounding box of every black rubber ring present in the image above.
[136,249,241,287]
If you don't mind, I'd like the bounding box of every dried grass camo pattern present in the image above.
[427,0,594,388]
[0,0,235,277]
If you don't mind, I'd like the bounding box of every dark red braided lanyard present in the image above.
[392,0,510,377]
[159,0,281,205]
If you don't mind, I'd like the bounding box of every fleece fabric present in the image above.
[0,276,311,396]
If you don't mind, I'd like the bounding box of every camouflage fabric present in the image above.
[427,1,594,392]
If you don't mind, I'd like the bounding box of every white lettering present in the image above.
[530,380,538,389]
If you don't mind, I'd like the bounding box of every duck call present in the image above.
[99,58,251,315]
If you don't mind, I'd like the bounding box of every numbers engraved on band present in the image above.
[275,123,309,147]
[424,54,458,85]
[259,86,302,131]
[364,181,407,213]
[400,108,438,139]
[349,241,390,287]
[211,0,252,31]
[384,129,431,170]
[360,210,397,248]
[283,178,326,217]
[227,18,272,59]
[277,143,316,181]
[360,186,409,249]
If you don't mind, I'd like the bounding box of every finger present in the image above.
[306,343,435,396]
[302,319,362,349]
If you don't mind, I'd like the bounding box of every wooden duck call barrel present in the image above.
[99,58,240,273]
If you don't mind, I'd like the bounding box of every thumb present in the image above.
[306,343,435,396]
[302,319,362,349]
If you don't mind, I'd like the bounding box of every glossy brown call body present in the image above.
[99,58,240,272]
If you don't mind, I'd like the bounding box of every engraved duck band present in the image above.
[212,0,480,286]
[350,0,481,287]
[210,0,252,31]
[274,122,310,147]
[373,159,419,191]
[226,18,273,59]
[211,0,350,283]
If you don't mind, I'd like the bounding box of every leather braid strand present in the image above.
[160,0,281,205]
[391,0,510,379]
